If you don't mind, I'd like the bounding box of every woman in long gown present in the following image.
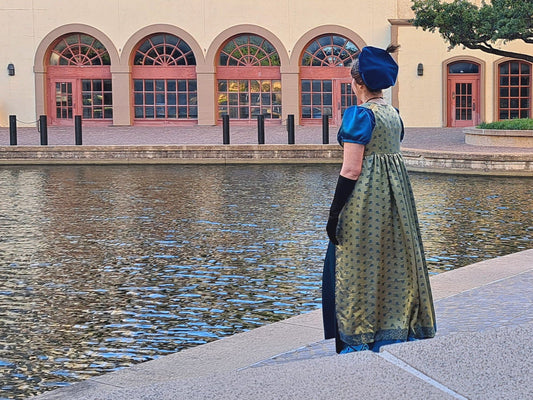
[322,45,436,354]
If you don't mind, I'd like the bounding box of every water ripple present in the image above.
[0,165,531,399]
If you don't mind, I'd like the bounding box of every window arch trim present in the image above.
[49,33,111,66]
[133,33,196,66]
[301,34,360,67]
[218,34,280,67]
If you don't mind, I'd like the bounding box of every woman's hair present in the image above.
[351,44,400,91]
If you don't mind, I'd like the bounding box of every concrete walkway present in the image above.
[32,249,533,400]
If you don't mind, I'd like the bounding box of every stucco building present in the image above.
[0,0,530,128]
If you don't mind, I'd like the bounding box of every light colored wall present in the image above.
[0,0,398,126]
[0,0,530,127]
[395,23,531,127]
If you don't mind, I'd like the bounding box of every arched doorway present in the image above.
[300,35,359,126]
[47,33,112,126]
[216,34,281,124]
[446,61,481,127]
[497,60,531,120]
[132,33,197,125]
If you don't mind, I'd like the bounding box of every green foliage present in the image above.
[478,119,533,130]
[411,0,533,62]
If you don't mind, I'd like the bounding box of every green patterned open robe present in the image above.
[322,103,436,352]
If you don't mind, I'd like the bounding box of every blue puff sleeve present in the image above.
[337,106,375,146]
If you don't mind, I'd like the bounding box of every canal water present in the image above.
[0,164,531,399]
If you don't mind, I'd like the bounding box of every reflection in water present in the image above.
[0,165,531,398]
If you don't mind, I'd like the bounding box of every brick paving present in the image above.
[1,124,532,154]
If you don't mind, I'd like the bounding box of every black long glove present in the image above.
[326,175,357,245]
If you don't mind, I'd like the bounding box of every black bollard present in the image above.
[9,115,17,145]
[75,115,82,145]
[287,114,295,145]
[257,114,265,144]
[222,115,230,145]
[322,114,329,144]
[39,115,48,145]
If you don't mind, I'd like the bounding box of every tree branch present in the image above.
[463,43,533,62]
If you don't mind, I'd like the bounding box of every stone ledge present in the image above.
[1,144,532,176]
[0,144,343,165]
[464,127,533,148]
[401,148,533,176]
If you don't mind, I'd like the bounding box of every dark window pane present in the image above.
[167,93,176,105]
[449,62,479,74]
[156,107,166,118]
[239,107,249,119]
[103,93,112,105]
[82,80,91,91]
[500,63,509,74]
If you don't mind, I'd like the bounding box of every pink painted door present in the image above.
[448,76,480,127]
[51,79,76,126]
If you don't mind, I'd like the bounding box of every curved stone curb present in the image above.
[0,144,532,175]
[401,147,533,176]
[464,127,533,148]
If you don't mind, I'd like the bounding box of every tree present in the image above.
[411,0,533,62]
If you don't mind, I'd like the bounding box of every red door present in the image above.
[336,79,358,126]
[447,75,480,127]
[50,79,77,126]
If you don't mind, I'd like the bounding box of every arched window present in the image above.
[133,34,195,66]
[47,33,112,126]
[301,35,358,67]
[132,34,197,123]
[498,61,531,120]
[448,62,479,74]
[300,35,359,125]
[49,34,110,66]
[217,35,281,122]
